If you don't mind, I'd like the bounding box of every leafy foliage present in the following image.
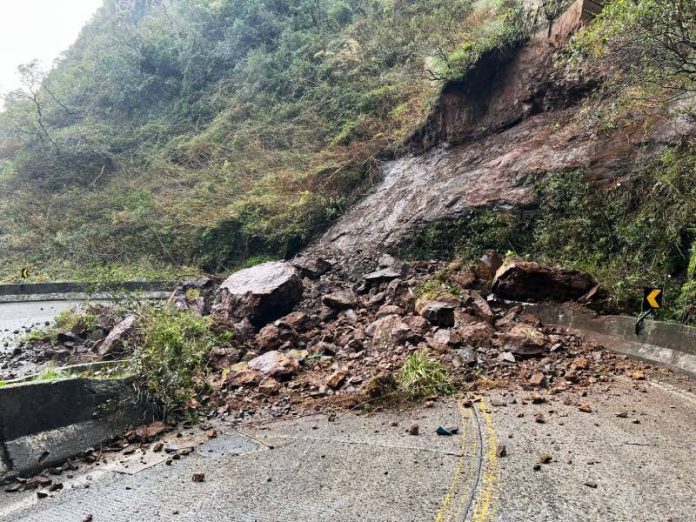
[403,145,696,324]
[130,307,233,417]
[567,0,696,93]
[397,350,453,399]
[0,0,522,278]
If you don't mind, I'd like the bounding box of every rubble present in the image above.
[2,252,660,441]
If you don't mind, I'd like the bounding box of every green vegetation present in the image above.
[397,350,453,399]
[567,0,696,94]
[404,145,696,323]
[0,0,524,278]
[130,307,234,418]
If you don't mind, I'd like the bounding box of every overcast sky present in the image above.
[0,0,102,96]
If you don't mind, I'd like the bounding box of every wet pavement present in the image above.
[1,372,695,521]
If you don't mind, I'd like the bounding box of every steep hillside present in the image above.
[0,0,528,279]
[0,0,694,321]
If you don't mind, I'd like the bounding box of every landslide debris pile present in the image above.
[3,253,655,422]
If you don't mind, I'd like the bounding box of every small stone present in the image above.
[584,481,598,489]
[534,413,546,424]
[539,452,552,464]
[408,423,419,436]
[529,373,545,386]
[616,411,628,418]
[578,402,592,413]
[192,472,205,482]
[496,444,507,458]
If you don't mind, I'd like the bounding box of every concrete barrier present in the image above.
[0,281,173,303]
[0,377,150,480]
[524,304,696,376]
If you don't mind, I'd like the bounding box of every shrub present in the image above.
[130,308,233,418]
[397,350,453,399]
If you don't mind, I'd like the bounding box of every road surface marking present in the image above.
[471,399,499,522]
[435,400,468,522]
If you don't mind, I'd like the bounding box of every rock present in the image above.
[280,311,312,332]
[363,267,403,283]
[539,452,552,464]
[98,314,137,357]
[578,401,592,413]
[258,378,281,395]
[309,341,338,356]
[584,481,598,489]
[415,300,455,327]
[134,421,167,442]
[326,370,348,389]
[230,368,264,387]
[192,472,205,482]
[168,277,216,315]
[322,290,358,310]
[255,323,297,352]
[319,306,337,322]
[366,315,413,346]
[402,315,431,334]
[492,259,599,302]
[56,331,80,345]
[496,444,507,458]
[502,323,547,356]
[408,423,419,435]
[292,257,332,278]
[247,351,300,379]
[376,304,404,317]
[212,261,303,327]
[629,370,646,380]
[433,328,461,347]
[378,254,397,267]
[469,292,494,323]
[208,346,242,370]
[529,372,545,386]
[476,250,503,281]
[498,351,516,363]
[534,412,546,424]
[458,322,494,347]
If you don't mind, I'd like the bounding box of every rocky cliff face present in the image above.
[311,0,695,262]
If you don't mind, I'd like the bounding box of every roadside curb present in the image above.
[0,377,150,480]
[524,304,696,376]
[0,281,173,303]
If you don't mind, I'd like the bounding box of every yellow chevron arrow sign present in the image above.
[21,267,29,279]
[643,287,663,310]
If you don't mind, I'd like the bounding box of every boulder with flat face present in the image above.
[247,351,300,380]
[492,260,598,302]
[212,261,303,327]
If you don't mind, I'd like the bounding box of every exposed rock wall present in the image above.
[310,0,694,262]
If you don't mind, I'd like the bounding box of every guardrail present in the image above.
[0,281,174,302]
[524,303,696,376]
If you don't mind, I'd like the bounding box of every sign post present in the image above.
[636,287,663,335]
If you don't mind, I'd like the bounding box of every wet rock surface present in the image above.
[211,261,304,327]
[492,259,601,303]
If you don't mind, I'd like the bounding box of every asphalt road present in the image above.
[1,301,695,520]
[0,301,93,345]
[1,373,695,521]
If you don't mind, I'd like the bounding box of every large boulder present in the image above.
[212,261,303,327]
[247,351,300,380]
[415,299,455,327]
[98,314,137,358]
[492,260,599,302]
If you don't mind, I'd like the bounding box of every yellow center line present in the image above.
[435,400,468,522]
[471,399,499,522]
